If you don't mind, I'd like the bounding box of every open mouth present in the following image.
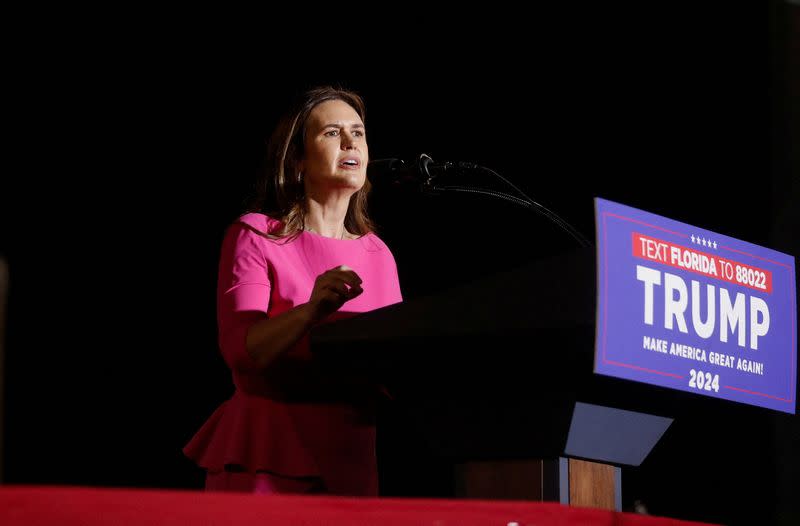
[339,159,361,169]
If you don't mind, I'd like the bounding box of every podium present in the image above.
[311,249,673,510]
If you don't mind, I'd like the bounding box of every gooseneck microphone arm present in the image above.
[369,154,592,249]
[429,184,592,249]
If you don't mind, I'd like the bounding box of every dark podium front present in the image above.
[310,249,673,510]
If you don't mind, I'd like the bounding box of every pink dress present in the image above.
[183,213,403,495]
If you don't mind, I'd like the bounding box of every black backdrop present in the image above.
[2,3,798,525]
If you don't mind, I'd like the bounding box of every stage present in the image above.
[0,485,715,525]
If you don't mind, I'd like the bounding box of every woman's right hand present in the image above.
[307,265,363,321]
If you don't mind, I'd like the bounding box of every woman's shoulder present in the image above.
[230,212,283,236]
[359,231,398,259]
[236,212,279,230]
[362,230,388,247]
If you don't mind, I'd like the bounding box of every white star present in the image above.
[702,238,708,247]
[691,235,696,244]
[713,241,717,249]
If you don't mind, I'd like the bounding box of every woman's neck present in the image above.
[304,196,351,239]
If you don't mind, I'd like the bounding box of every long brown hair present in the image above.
[249,86,375,239]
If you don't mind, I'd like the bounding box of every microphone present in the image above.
[367,154,478,188]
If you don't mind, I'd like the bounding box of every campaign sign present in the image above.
[594,198,796,413]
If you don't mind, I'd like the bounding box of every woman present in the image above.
[184,86,403,496]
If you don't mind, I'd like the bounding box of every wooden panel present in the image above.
[455,460,544,500]
[568,458,616,510]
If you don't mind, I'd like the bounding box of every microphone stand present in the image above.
[416,157,592,249]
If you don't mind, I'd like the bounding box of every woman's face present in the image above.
[299,99,368,194]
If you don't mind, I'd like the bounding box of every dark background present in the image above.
[1,3,798,525]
